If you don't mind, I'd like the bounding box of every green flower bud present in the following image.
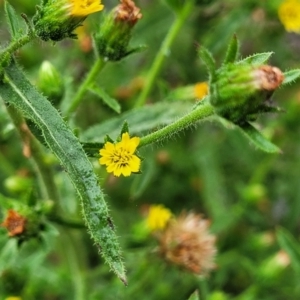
[258,250,290,281]
[33,0,104,41]
[4,175,32,195]
[38,61,64,103]
[210,63,284,124]
[94,0,142,61]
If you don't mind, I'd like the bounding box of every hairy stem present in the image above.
[139,101,214,147]
[0,33,34,68]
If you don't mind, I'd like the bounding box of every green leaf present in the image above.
[282,69,300,86]
[89,86,121,114]
[188,290,200,300]
[4,1,25,40]
[81,142,103,157]
[199,47,216,81]
[120,120,129,136]
[238,52,273,65]
[238,122,281,154]
[277,227,300,275]
[81,101,192,142]
[223,34,239,64]
[0,62,127,284]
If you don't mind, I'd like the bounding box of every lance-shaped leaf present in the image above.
[81,101,191,142]
[4,1,25,40]
[238,122,281,154]
[89,86,121,114]
[282,69,300,86]
[223,34,239,64]
[0,62,126,284]
[237,52,273,65]
[198,46,216,82]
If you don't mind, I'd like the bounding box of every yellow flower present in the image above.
[194,82,208,100]
[5,297,22,300]
[146,205,172,231]
[71,0,104,17]
[99,132,141,177]
[278,0,300,33]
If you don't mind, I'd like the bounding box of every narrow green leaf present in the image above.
[223,34,239,64]
[81,142,103,157]
[277,227,300,275]
[238,122,281,154]
[89,86,121,114]
[4,1,25,40]
[120,120,129,136]
[282,69,300,86]
[198,46,216,81]
[238,52,273,65]
[188,290,200,300]
[81,101,191,142]
[0,62,126,283]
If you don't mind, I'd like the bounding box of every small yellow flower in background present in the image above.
[99,132,141,177]
[194,82,209,100]
[278,0,300,33]
[5,297,22,300]
[71,0,104,17]
[146,205,173,231]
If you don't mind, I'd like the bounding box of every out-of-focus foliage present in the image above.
[1,0,300,299]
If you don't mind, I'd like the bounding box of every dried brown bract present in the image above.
[1,210,26,237]
[115,0,142,26]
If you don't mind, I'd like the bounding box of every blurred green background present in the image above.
[1,0,300,299]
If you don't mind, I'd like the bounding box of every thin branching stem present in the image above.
[65,57,106,119]
[134,0,195,108]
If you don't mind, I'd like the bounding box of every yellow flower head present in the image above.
[146,205,172,231]
[70,0,104,17]
[194,82,209,100]
[278,0,300,33]
[99,132,141,177]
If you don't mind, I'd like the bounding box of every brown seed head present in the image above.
[1,210,26,237]
[114,0,142,26]
[158,212,217,276]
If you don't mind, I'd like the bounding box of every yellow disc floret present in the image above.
[99,132,141,177]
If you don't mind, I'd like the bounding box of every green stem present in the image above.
[65,57,106,118]
[49,215,85,229]
[139,101,214,147]
[198,277,209,300]
[6,104,60,203]
[0,34,34,67]
[134,1,195,108]
[60,229,86,300]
